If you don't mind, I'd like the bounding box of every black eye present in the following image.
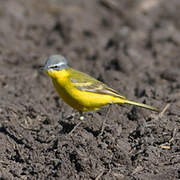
[53,65,58,68]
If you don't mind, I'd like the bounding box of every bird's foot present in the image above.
[68,121,82,135]
[68,113,84,135]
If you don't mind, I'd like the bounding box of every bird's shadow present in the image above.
[84,126,100,137]
[58,119,100,137]
[59,121,76,134]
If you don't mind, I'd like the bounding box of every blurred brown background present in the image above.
[0,0,179,179]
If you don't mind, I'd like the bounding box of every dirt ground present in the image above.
[0,0,180,179]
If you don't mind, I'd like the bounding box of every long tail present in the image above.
[124,99,160,112]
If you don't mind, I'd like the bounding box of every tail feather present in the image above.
[124,99,160,112]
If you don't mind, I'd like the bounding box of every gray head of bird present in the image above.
[43,55,68,71]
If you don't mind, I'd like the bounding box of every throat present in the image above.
[47,69,69,79]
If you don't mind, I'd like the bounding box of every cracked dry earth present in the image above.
[0,0,180,179]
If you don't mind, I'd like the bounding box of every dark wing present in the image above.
[68,68,126,99]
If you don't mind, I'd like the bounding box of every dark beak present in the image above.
[39,66,45,70]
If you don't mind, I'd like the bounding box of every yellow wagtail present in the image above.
[43,55,160,120]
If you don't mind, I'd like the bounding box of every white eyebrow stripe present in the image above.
[49,61,67,68]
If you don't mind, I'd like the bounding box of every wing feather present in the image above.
[68,68,126,99]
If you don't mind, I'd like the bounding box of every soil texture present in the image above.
[0,0,180,179]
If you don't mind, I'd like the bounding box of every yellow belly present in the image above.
[52,78,115,112]
[47,69,125,112]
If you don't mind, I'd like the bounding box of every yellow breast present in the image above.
[46,69,115,112]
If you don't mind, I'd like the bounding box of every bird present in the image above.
[43,55,160,121]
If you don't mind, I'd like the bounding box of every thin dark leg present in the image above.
[68,112,84,135]
[99,105,112,136]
